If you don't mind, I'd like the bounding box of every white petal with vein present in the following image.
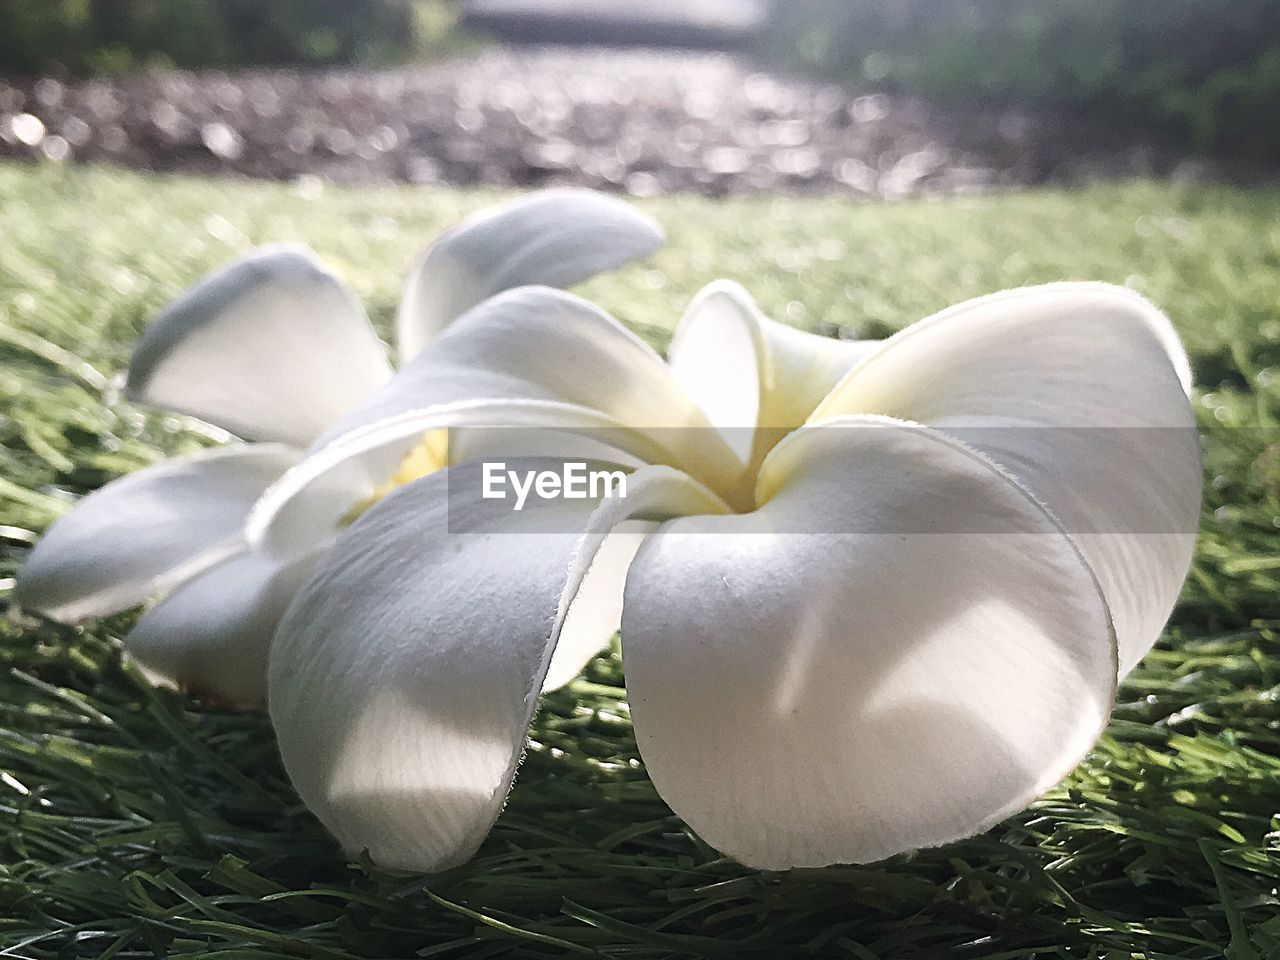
[127,247,392,446]
[623,417,1116,870]
[813,283,1200,673]
[247,397,661,560]
[268,461,726,871]
[249,287,749,558]
[397,189,663,360]
[16,444,299,621]
[321,286,736,473]
[542,520,656,692]
[127,548,318,708]
[669,280,876,466]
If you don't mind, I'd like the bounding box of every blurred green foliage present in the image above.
[760,0,1280,158]
[0,0,464,74]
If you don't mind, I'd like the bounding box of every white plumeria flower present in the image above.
[15,189,664,706]
[246,277,1201,872]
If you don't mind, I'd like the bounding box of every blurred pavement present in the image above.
[0,46,1203,198]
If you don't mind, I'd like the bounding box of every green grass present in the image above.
[2,162,1280,959]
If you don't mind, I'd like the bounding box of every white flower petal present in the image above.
[126,247,393,446]
[249,287,751,559]
[16,444,299,621]
[811,283,1200,674]
[623,417,1116,870]
[319,286,737,472]
[126,549,318,708]
[247,397,665,560]
[447,426,650,473]
[542,519,656,692]
[268,462,726,871]
[397,189,663,361]
[669,280,876,466]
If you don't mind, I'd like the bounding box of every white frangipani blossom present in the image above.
[15,189,664,705]
[249,277,1201,871]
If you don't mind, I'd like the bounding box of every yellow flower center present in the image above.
[341,429,449,525]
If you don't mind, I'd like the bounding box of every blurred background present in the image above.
[2,0,1276,198]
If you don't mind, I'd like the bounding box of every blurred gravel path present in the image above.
[0,46,1201,198]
